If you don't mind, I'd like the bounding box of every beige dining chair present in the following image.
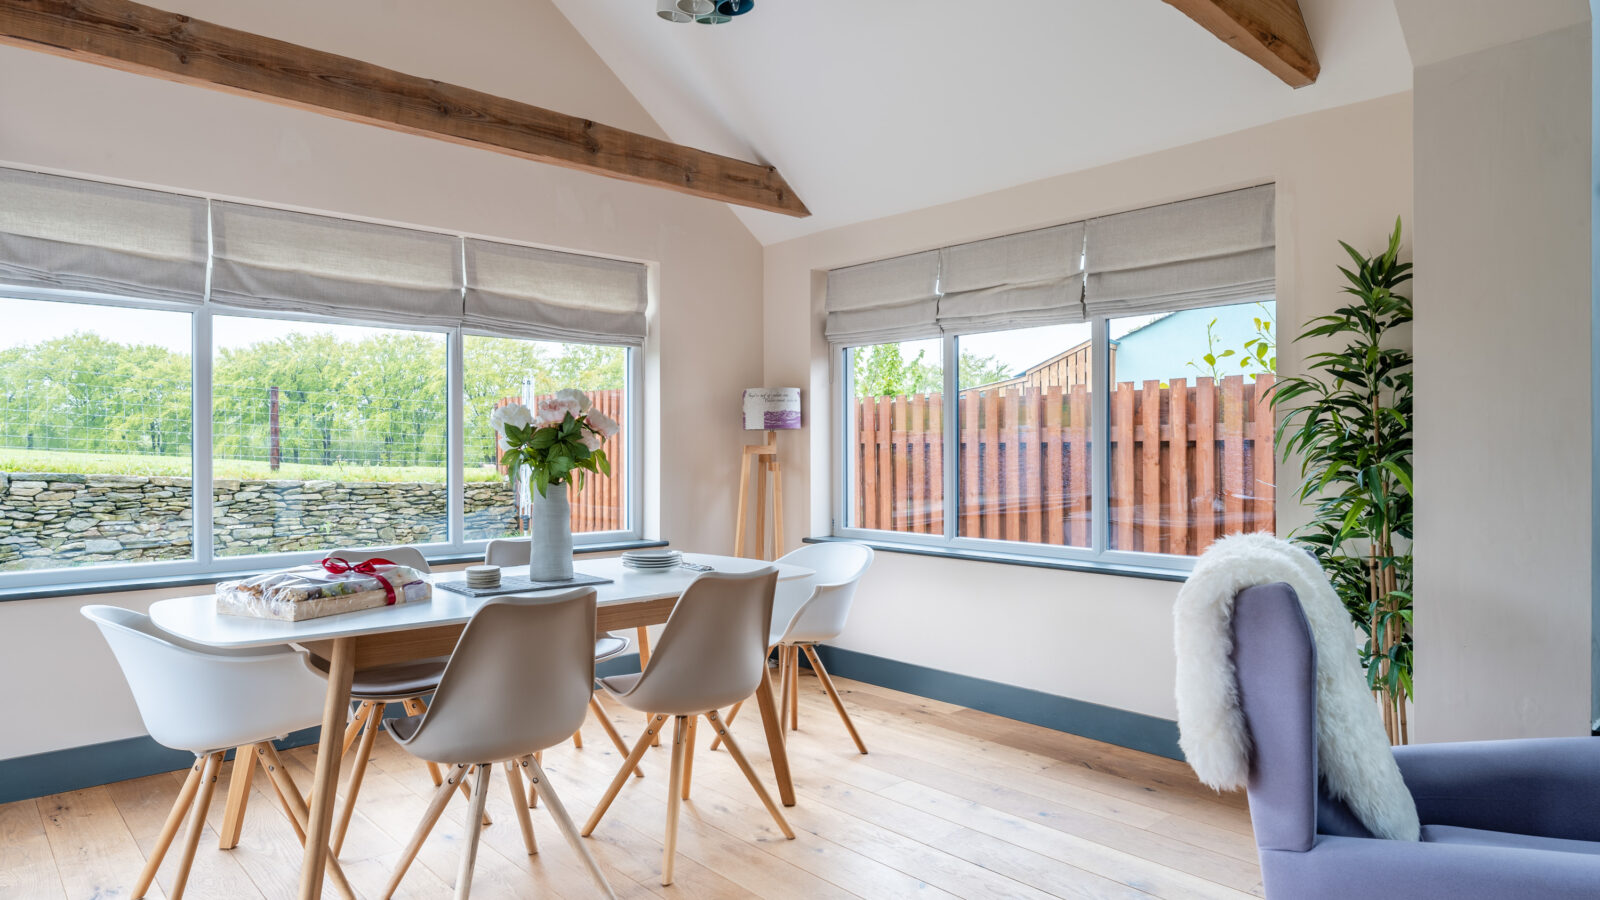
[298,546,489,857]
[380,588,616,900]
[581,568,794,885]
[485,537,641,772]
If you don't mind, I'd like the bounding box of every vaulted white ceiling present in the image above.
[551,0,1412,245]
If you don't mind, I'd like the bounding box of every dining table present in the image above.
[148,552,813,900]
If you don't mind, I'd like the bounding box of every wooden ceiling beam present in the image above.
[1162,0,1320,88]
[0,0,810,216]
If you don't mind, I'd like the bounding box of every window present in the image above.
[211,316,449,557]
[837,300,1275,567]
[843,338,944,534]
[0,166,648,589]
[464,336,630,540]
[0,297,193,573]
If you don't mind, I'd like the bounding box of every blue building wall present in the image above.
[1112,300,1275,386]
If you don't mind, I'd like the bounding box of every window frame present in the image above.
[0,286,644,590]
[831,306,1274,573]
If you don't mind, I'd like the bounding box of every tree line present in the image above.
[0,332,625,469]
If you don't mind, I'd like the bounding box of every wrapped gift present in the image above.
[217,556,432,621]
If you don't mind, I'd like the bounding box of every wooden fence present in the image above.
[494,389,626,533]
[852,374,1274,556]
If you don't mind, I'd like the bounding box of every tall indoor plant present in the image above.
[1271,219,1414,744]
[490,389,618,580]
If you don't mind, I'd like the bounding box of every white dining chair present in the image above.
[581,568,794,886]
[380,588,616,900]
[485,537,642,772]
[712,541,874,754]
[318,546,489,855]
[82,605,356,900]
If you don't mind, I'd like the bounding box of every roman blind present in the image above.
[463,239,647,346]
[936,222,1085,333]
[0,168,208,304]
[1084,184,1275,317]
[824,251,941,345]
[209,202,465,327]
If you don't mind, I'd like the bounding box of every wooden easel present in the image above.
[734,431,784,560]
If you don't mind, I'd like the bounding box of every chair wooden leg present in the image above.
[572,728,584,749]
[802,645,868,754]
[257,743,357,900]
[681,715,697,800]
[582,714,666,836]
[708,699,742,751]
[218,747,255,850]
[455,763,492,899]
[526,752,541,809]
[341,701,375,756]
[590,694,643,777]
[132,755,204,899]
[505,760,538,855]
[662,715,688,886]
[637,626,660,746]
[787,645,800,731]
[381,763,463,900]
[332,700,383,855]
[526,755,617,899]
[705,710,795,839]
[168,751,224,900]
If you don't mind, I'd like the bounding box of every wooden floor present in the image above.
[0,673,1261,899]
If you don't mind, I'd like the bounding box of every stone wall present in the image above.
[0,471,519,570]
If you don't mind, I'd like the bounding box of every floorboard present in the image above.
[0,674,1259,899]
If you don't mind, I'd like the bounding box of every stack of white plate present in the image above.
[622,549,682,572]
[465,565,501,590]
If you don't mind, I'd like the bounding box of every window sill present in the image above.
[0,539,671,604]
[803,536,1188,583]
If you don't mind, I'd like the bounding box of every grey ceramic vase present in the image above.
[527,480,574,581]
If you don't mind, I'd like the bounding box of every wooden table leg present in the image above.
[298,636,353,900]
[751,664,795,807]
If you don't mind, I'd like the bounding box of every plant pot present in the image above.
[527,481,574,581]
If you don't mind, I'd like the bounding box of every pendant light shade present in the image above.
[657,0,752,24]
[656,0,693,21]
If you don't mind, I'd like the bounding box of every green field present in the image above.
[0,448,504,484]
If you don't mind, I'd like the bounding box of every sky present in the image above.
[1,297,428,352]
[3,295,1178,375]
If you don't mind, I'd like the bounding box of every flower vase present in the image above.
[527,480,574,581]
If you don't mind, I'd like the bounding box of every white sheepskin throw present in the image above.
[1174,532,1419,841]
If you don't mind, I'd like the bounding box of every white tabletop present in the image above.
[149,553,810,649]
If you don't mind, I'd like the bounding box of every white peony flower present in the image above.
[489,402,533,437]
[586,409,620,439]
[579,431,603,451]
[555,388,594,415]
[535,395,581,426]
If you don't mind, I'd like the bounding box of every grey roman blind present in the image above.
[1084,184,1275,317]
[209,202,465,327]
[463,239,647,346]
[824,251,941,345]
[936,222,1086,333]
[0,168,208,304]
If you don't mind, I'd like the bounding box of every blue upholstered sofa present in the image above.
[1233,584,1600,899]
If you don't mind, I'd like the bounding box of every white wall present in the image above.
[763,94,1414,721]
[0,0,765,759]
[1407,21,1594,742]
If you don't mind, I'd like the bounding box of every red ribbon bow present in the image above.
[321,556,401,605]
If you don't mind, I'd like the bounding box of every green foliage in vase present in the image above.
[1270,218,1414,743]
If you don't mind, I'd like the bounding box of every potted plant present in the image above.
[490,389,619,580]
[1271,219,1414,744]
